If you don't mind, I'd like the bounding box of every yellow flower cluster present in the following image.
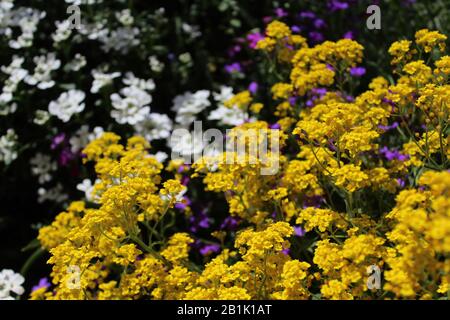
[33,25,449,300]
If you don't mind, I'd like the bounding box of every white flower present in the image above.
[25,53,61,89]
[110,87,151,125]
[123,72,155,91]
[52,20,72,43]
[100,27,140,54]
[116,9,134,26]
[149,55,164,73]
[0,129,18,165]
[91,70,121,94]
[48,90,85,122]
[30,153,57,184]
[169,128,204,158]
[134,113,172,141]
[172,90,211,126]
[110,74,154,125]
[7,8,46,49]
[76,178,100,202]
[37,184,68,204]
[208,86,252,126]
[64,54,86,72]
[149,151,168,163]
[33,110,51,125]
[160,186,187,203]
[181,23,202,39]
[0,269,24,300]
[69,125,104,153]
[0,56,28,106]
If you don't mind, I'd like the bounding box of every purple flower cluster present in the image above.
[51,133,77,167]
[379,146,409,162]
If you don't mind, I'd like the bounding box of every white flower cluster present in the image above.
[110,73,154,125]
[38,183,68,204]
[69,125,105,153]
[91,70,121,94]
[0,56,27,115]
[25,53,61,90]
[48,89,86,122]
[208,86,251,126]
[0,5,46,49]
[172,90,211,126]
[0,269,24,300]
[30,153,57,184]
[0,129,18,165]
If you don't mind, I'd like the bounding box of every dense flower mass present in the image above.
[0,1,449,301]
[20,22,449,300]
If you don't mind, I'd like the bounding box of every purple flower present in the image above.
[343,31,355,39]
[397,178,406,188]
[291,25,301,33]
[350,67,366,77]
[270,123,281,130]
[294,226,306,237]
[328,0,349,11]
[220,216,239,231]
[288,96,298,106]
[309,31,324,43]
[275,8,288,18]
[224,62,242,74]
[281,248,290,255]
[326,64,335,71]
[378,122,399,131]
[227,45,242,57]
[199,243,221,256]
[59,147,76,167]
[379,146,409,162]
[247,32,265,49]
[189,209,210,233]
[313,19,326,29]
[248,82,258,94]
[32,278,51,292]
[311,88,328,96]
[175,196,191,211]
[51,133,66,150]
[299,11,316,19]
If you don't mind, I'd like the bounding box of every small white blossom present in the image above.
[48,89,85,122]
[69,125,104,153]
[134,113,173,141]
[37,184,68,204]
[208,86,251,126]
[0,129,18,165]
[76,178,100,202]
[172,90,211,126]
[149,55,164,73]
[110,74,154,125]
[116,9,134,26]
[0,56,28,107]
[33,110,51,125]
[149,151,168,163]
[52,20,73,43]
[0,269,24,300]
[25,53,61,89]
[64,53,87,72]
[91,70,121,94]
[30,153,57,184]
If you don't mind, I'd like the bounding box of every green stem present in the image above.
[20,247,45,276]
